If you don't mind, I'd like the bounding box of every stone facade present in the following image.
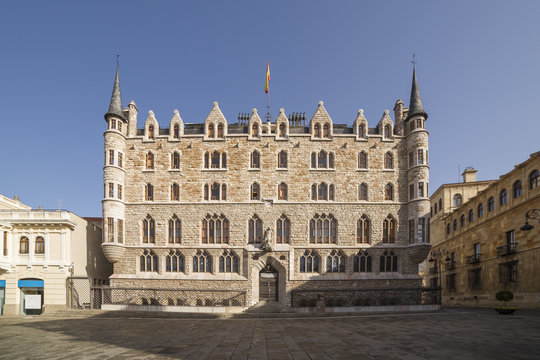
[425,152,540,308]
[102,67,432,308]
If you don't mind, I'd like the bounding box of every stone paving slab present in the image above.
[0,308,539,359]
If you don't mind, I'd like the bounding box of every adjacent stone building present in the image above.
[426,152,540,308]
[101,67,432,310]
[0,194,112,315]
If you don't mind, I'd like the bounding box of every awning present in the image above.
[0,280,5,287]
[18,280,44,288]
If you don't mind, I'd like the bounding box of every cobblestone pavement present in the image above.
[0,308,539,360]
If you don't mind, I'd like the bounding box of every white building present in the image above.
[0,194,111,315]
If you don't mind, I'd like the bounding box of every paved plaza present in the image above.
[0,308,539,359]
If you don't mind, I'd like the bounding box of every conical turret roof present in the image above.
[104,67,125,121]
[407,66,427,120]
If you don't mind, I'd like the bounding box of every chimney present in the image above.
[462,168,477,183]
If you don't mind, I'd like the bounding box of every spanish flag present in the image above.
[265,61,270,94]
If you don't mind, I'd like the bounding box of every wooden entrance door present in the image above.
[259,272,278,301]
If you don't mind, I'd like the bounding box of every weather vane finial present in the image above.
[116,54,120,67]
[411,54,417,66]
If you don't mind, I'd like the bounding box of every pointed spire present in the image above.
[105,61,125,121]
[407,66,428,120]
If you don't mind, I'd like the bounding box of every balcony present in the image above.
[497,243,518,256]
[429,266,438,274]
[466,254,481,264]
[445,261,456,271]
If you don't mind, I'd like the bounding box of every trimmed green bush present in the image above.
[496,290,514,303]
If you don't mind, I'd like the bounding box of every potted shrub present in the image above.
[494,290,516,315]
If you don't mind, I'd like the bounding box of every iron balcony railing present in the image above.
[497,243,518,256]
[466,254,481,264]
[445,261,456,271]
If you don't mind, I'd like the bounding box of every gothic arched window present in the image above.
[300,250,319,273]
[278,150,288,168]
[219,250,239,273]
[201,214,229,244]
[140,250,158,272]
[166,250,184,272]
[35,236,45,254]
[276,214,290,244]
[145,183,153,201]
[193,250,211,272]
[278,183,288,200]
[358,152,368,169]
[313,124,321,137]
[251,183,261,200]
[173,124,180,139]
[171,183,180,201]
[250,150,260,169]
[385,183,393,201]
[309,214,337,244]
[354,251,372,272]
[323,123,330,138]
[326,250,345,273]
[168,215,181,244]
[359,183,368,201]
[382,216,395,243]
[248,214,263,244]
[384,152,393,169]
[217,123,224,138]
[379,251,397,272]
[357,215,370,244]
[142,215,155,243]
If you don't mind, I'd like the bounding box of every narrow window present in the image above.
[107,218,114,242]
[529,169,539,190]
[318,151,327,168]
[168,215,181,244]
[117,219,123,243]
[110,119,116,129]
[118,153,123,168]
[251,183,260,200]
[329,184,335,201]
[453,194,462,207]
[248,215,263,243]
[278,151,287,168]
[148,125,154,139]
[211,182,220,200]
[385,183,393,201]
[145,183,153,201]
[409,152,414,167]
[204,152,210,169]
[108,183,114,198]
[311,184,317,201]
[328,152,334,168]
[3,232,7,256]
[276,214,290,244]
[417,218,425,242]
[323,123,330,138]
[311,152,316,168]
[278,183,288,200]
[384,125,390,138]
[19,236,29,254]
[211,151,220,168]
[409,219,415,243]
[251,151,260,169]
[318,183,328,200]
[358,152,367,169]
[109,150,114,166]
[409,184,415,200]
[171,152,180,169]
[477,203,484,218]
[500,189,508,206]
[208,123,215,138]
[468,209,474,223]
[118,121,122,132]
[417,149,423,165]
[171,183,180,201]
[173,124,180,139]
[460,214,465,227]
[313,124,321,137]
[359,183,368,201]
[35,236,45,254]
[279,123,285,137]
[251,123,259,137]
[488,196,495,212]
[418,182,424,198]
[357,215,370,243]
[217,123,224,138]
[512,180,522,198]
[146,153,154,170]
[358,124,365,137]
[142,215,155,243]
[383,216,395,243]
[384,152,393,169]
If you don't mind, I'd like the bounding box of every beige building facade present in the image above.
[426,152,540,308]
[0,194,112,315]
[101,67,433,310]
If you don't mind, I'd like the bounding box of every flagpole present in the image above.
[266,60,271,126]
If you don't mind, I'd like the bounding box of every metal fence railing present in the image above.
[66,277,92,309]
[90,287,247,309]
[291,287,439,307]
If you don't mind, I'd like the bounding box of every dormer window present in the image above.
[314,124,321,137]
[217,123,224,138]
[323,123,330,138]
[279,123,286,137]
[208,124,215,138]
[148,125,155,139]
[251,123,259,137]
[358,124,365,137]
[173,124,180,139]
[384,125,390,138]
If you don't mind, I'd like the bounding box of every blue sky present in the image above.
[1,1,539,216]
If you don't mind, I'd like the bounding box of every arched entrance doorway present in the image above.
[259,264,278,301]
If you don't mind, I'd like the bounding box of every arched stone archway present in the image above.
[250,256,288,306]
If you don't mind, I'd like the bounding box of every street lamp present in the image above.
[428,249,451,305]
[520,209,539,232]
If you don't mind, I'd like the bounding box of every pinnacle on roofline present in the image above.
[407,65,428,120]
[104,65,125,121]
